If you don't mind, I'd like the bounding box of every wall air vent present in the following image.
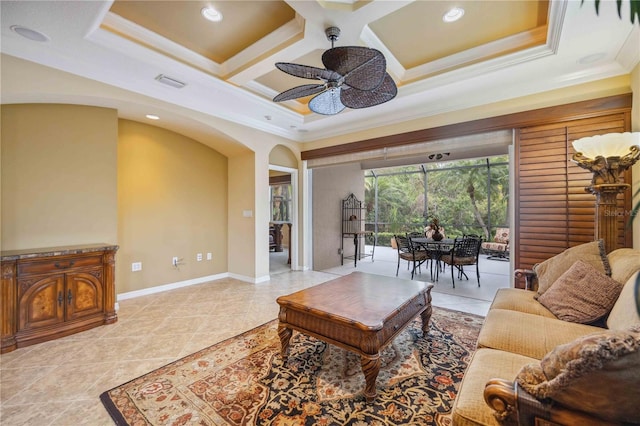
[155,74,186,89]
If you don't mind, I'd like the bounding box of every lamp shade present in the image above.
[572,132,640,158]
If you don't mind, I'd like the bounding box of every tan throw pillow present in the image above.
[533,240,610,299]
[537,260,623,324]
[515,326,640,423]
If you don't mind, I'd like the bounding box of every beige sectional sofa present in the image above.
[451,243,640,425]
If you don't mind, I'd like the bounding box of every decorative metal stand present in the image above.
[341,193,374,266]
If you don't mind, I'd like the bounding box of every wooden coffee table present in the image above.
[276,272,433,402]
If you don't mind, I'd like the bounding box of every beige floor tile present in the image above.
[0,264,504,425]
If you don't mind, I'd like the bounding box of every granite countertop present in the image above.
[1,244,119,261]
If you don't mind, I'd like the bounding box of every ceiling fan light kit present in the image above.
[273,26,397,115]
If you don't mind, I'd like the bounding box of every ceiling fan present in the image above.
[273,27,397,115]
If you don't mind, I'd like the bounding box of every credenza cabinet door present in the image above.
[18,274,65,331]
[65,268,104,321]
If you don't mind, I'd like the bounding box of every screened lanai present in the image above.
[364,155,509,247]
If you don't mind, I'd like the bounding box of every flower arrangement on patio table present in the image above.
[427,215,444,241]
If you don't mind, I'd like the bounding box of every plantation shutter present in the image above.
[514,112,632,273]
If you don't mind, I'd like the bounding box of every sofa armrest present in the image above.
[483,379,624,426]
[514,269,537,291]
[484,378,518,423]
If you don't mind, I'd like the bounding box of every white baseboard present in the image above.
[228,273,271,284]
[117,273,229,301]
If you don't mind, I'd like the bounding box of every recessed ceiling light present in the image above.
[443,7,465,23]
[201,7,223,22]
[10,25,50,42]
[145,114,160,120]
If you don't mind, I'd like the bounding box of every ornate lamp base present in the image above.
[589,183,630,253]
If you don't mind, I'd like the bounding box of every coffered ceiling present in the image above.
[1,1,638,148]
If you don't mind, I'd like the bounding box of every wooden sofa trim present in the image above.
[483,379,625,426]
[514,268,537,291]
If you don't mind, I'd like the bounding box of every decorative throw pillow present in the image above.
[533,240,610,299]
[515,326,640,423]
[537,260,623,324]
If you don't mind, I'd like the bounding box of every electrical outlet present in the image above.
[172,256,178,267]
[196,253,203,261]
[206,252,212,260]
[131,262,142,272]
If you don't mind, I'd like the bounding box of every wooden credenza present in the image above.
[1,244,118,353]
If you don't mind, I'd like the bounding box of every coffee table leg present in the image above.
[361,354,381,403]
[420,304,433,335]
[278,323,292,361]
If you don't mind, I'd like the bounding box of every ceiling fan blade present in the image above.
[322,46,386,91]
[308,88,345,115]
[340,73,397,109]
[273,84,326,102]
[275,62,340,81]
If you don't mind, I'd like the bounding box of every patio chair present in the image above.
[394,234,429,279]
[481,227,509,261]
[440,235,482,288]
[407,232,427,251]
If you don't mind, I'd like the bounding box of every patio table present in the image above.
[410,237,454,281]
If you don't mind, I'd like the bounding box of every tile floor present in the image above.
[0,248,511,425]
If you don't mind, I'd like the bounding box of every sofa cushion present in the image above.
[607,271,640,330]
[489,288,557,318]
[537,260,623,324]
[533,240,610,299]
[477,309,602,359]
[607,248,640,285]
[515,326,640,423]
[451,348,537,426]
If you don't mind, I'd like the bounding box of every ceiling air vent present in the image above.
[155,74,186,89]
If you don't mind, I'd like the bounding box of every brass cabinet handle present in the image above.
[67,289,73,305]
[58,291,63,307]
[54,261,75,269]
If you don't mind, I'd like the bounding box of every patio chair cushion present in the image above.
[440,254,475,265]
[494,228,509,244]
[399,251,428,261]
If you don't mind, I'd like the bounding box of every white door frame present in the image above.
[268,165,298,270]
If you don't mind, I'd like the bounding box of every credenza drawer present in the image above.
[17,255,103,276]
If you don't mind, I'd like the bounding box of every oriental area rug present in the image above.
[100,307,483,426]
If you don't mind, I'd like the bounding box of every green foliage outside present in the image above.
[365,156,509,246]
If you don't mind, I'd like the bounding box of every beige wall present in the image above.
[1,104,118,250]
[269,145,298,168]
[228,152,257,279]
[312,163,365,270]
[117,120,228,293]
